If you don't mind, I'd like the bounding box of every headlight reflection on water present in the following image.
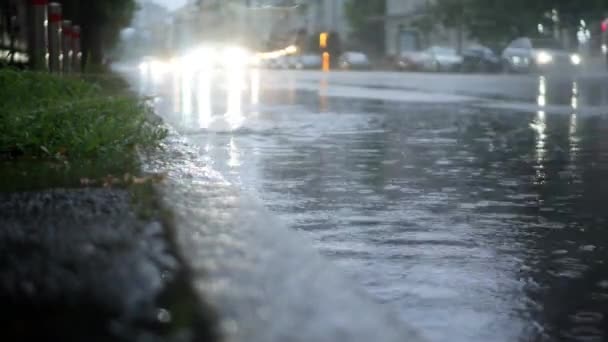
[140,45,261,130]
[570,54,582,65]
[536,51,553,65]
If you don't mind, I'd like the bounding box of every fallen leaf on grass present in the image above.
[80,178,98,186]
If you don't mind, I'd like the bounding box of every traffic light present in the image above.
[319,32,328,49]
[602,19,608,32]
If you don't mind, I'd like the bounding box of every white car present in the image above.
[416,46,463,72]
[339,51,371,70]
[294,54,322,70]
[502,37,582,73]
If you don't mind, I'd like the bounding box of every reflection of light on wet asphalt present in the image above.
[225,63,245,129]
[140,48,258,131]
[197,69,212,129]
[569,81,579,163]
[569,113,579,162]
[532,77,582,179]
[181,70,193,117]
[571,81,578,110]
[222,48,248,129]
[172,71,181,114]
[533,76,547,182]
[250,69,260,106]
[319,76,329,112]
[250,69,261,117]
[228,137,240,169]
[537,76,546,107]
[532,110,547,183]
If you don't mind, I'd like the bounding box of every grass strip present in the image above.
[0,69,167,191]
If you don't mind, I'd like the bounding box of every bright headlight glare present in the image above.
[536,51,553,64]
[179,47,217,72]
[222,47,250,67]
[138,62,148,72]
[570,54,582,65]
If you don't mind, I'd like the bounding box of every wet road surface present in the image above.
[130,65,608,342]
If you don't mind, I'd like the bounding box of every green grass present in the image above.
[0,69,166,160]
[0,69,167,191]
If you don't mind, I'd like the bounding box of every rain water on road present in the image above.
[137,67,608,342]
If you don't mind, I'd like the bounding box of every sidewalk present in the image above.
[0,188,218,341]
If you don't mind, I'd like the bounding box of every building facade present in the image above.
[303,0,350,42]
[384,0,465,57]
[169,0,352,52]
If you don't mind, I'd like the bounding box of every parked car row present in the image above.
[260,51,371,70]
[258,37,582,75]
[397,46,464,72]
[396,37,582,74]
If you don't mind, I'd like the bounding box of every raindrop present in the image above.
[597,280,608,289]
[157,308,172,324]
[579,245,597,252]
[381,160,399,165]
[570,311,603,324]
[221,319,239,334]
[563,326,603,341]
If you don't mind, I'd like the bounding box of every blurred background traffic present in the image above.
[5,0,608,74]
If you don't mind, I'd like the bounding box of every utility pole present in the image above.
[28,0,48,70]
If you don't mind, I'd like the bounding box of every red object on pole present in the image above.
[602,19,608,32]
[49,13,62,23]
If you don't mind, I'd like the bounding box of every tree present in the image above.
[61,0,137,68]
[344,0,385,53]
[434,0,608,49]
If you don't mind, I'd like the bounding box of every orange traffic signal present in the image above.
[319,32,328,49]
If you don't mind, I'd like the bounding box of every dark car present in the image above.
[461,46,501,73]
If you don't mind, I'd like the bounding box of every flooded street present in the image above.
[133,64,608,342]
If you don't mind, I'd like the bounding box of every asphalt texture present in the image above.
[4,63,606,342]
[0,188,219,342]
[129,64,608,342]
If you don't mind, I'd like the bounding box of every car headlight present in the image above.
[536,51,553,65]
[512,56,521,64]
[570,54,582,65]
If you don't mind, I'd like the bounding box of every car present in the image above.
[293,54,322,70]
[501,37,582,73]
[267,56,290,69]
[461,45,502,73]
[399,46,462,72]
[396,50,427,71]
[339,51,371,70]
[286,55,299,69]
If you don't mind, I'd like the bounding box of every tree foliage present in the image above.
[434,0,608,48]
[344,0,385,53]
[61,0,137,67]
